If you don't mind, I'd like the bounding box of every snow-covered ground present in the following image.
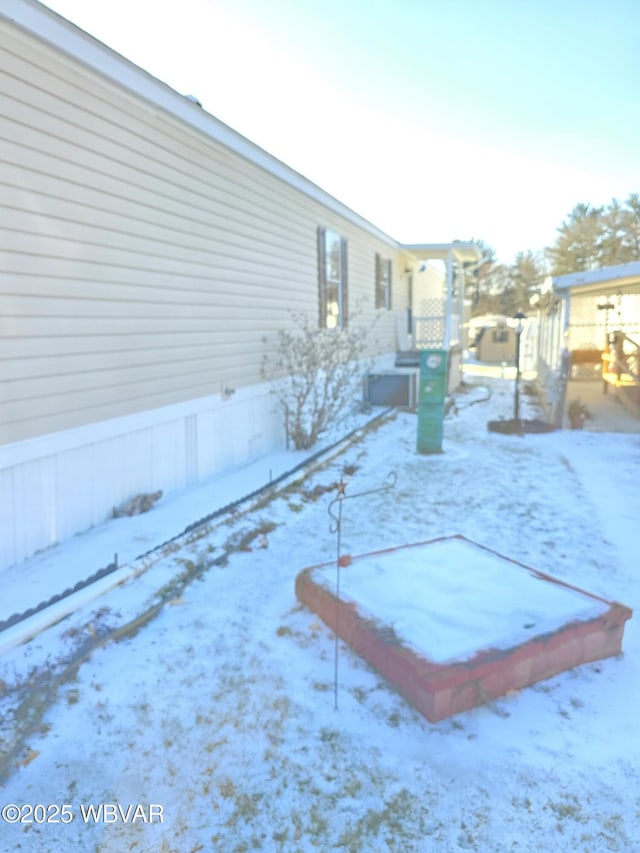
[0,407,376,630]
[1,375,639,852]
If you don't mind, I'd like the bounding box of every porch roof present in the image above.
[553,262,640,296]
[402,241,482,265]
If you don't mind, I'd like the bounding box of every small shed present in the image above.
[475,323,517,363]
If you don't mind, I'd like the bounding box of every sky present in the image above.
[41,0,640,264]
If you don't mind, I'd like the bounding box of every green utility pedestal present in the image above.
[416,350,448,454]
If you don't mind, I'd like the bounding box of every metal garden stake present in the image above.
[327,471,396,710]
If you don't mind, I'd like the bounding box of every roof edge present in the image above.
[2,0,401,247]
[402,242,483,263]
[552,261,640,290]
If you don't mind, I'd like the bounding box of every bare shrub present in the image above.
[262,312,375,450]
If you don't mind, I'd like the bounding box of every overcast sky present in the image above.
[43,0,640,263]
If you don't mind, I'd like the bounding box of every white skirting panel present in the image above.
[0,382,284,571]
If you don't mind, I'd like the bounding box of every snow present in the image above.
[311,539,610,663]
[1,374,639,852]
[0,411,375,629]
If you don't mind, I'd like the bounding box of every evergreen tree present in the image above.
[547,194,640,274]
[547,203,603,274]
[621,193,640,259]
[600,198,627,267]
[507,250,547,313]
[466,241,546,317]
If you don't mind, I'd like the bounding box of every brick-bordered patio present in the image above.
[296,536,633,722]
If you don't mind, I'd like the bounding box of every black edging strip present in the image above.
[0,409,394,637]
[134,407,393,561]
[0,558,119,635]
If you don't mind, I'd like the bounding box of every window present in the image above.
[318,227,348,328]
[492,329,509,343]
[375,254,392,310]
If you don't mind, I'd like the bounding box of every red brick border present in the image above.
[295,536,633,722]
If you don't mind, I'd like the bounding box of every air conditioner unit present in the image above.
[364,369,418,409]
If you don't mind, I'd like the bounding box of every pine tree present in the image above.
[508,250,547,312]
[547,194,640,274]
[466,242,547,317]
[547,203,603,274]
[621,193,640,259]
[600,199,627,267]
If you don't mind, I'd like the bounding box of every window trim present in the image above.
[318,226,348,328]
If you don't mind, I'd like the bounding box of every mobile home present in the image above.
[0,0,476,569]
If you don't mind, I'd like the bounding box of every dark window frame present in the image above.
[375,253,392,310]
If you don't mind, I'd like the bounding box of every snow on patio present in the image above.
[1,375,639,852]
[297,536,631,722]
[305,537,613,664]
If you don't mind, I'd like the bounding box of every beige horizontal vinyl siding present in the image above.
[0,19,405,445]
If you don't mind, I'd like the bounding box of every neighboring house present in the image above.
[0,0,477,570]
[534,262,640,422]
